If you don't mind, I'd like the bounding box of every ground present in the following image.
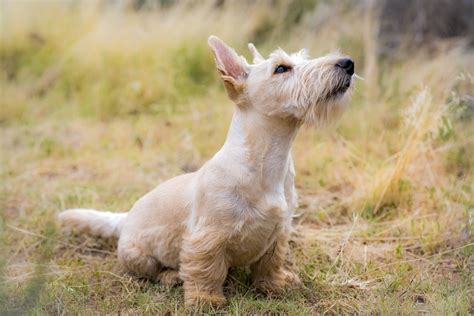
[1,1,473,314]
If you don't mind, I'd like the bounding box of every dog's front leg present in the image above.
[180,230,228,306]
[251,233,300,295]
[284,153,298,213]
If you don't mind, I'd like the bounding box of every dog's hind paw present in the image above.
[156,269,182,286]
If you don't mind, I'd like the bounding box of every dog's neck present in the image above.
[219,107,299,192]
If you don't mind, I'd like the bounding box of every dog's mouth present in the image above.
[312,75,353,106]
[328,74,352,99]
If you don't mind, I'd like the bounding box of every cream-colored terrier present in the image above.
[59,36,354,306]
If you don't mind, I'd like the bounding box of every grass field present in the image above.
[1,1,473,314]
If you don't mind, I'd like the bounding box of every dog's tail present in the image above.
[58,209,127,238]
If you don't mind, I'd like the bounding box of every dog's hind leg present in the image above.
[118,238,162,280]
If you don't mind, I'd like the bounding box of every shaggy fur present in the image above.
[59,36,354,306]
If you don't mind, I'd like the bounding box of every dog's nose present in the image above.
[336,58,354,75]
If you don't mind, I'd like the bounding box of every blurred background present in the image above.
[1,0,473,314]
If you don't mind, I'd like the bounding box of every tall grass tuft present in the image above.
[363,89,444,215]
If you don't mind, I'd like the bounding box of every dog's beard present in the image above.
[322,73,353,101]
[302,76,353,128]
[332,75,353,95]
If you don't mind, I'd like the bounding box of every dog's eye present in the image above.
[274,65,290,74]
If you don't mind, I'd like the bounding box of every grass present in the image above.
[1,1,473,314]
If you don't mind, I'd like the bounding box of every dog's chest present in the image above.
[225,204,287,267]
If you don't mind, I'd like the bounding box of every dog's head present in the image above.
[208,36,354,127]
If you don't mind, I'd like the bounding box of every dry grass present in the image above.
[1,1,473,314]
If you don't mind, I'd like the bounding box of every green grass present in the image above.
[1,1,473,314]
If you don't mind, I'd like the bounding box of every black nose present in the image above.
[336,58,354,75]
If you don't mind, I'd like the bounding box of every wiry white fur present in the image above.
[59,36,354,306]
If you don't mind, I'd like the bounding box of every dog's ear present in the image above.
[208,36,248,103]
[248,43,264,64]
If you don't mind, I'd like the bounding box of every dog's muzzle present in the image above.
[336,58,354,76]
[334,58,354,94]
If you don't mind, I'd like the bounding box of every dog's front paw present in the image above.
[254,279,286,295]
[283,269,302,287]
[253,271,287,295]
[185,291,226,307]
[254,269,301,295]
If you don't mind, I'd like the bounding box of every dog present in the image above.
[59,35,354,306]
